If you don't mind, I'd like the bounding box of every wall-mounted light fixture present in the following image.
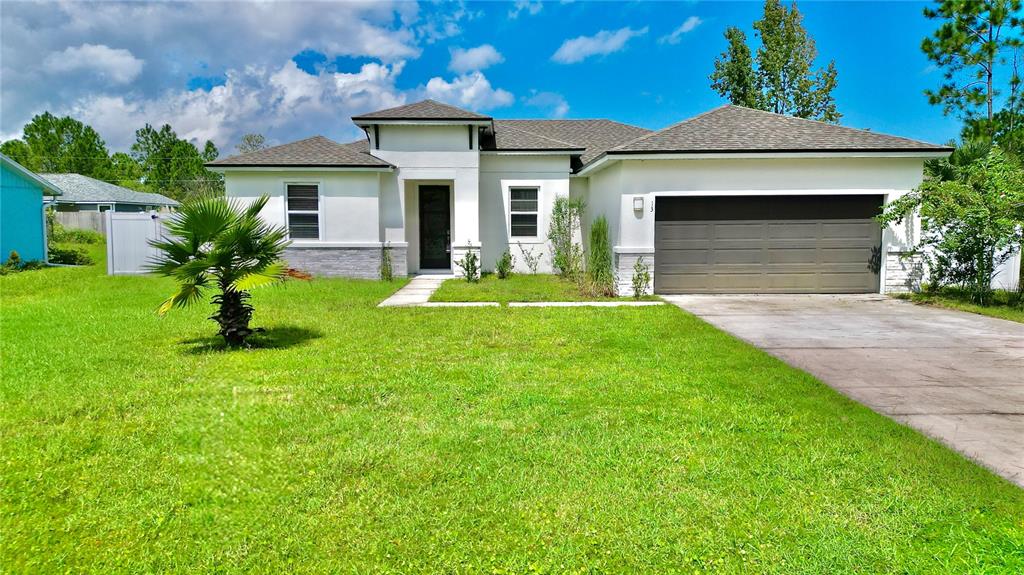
[633,196,644,212]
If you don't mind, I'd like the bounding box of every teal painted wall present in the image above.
[1,164,47,262]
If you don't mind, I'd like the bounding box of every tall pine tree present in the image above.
[710,0,840,122]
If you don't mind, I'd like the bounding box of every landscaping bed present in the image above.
[895,287,1024,324]
[2,256,1023,573]
[430,273,658,304]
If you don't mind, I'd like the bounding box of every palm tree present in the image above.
[150,194,289,346]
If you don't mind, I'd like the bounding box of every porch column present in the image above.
[451,167,480,266]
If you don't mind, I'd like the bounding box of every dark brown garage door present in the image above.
[654,195,882,294]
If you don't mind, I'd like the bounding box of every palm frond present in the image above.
[157,281,207,315]
[231,262,287,291]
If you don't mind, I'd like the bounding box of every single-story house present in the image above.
[41,173,179,213]
[1,153,61,262]
[208,99,956,295]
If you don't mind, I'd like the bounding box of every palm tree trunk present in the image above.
[211,283,254,346]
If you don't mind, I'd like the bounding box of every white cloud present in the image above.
[43,43,144,84]
[659,16,703,45]
[508,1,543,19]
[425,72,514,111]
[525,91,569,118]
[448,44,504,74]
[551,27,648,64]
[67,60,410,151]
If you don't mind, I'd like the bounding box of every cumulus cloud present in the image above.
[0,1,522,152]
[425,72,514,111]
[508,1,543,19]
[43,43,144,84]
[659,16,703,45]
[448,44,504,73]
[551,27,648,64]
[524,91,569,118]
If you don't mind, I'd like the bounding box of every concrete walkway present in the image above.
[378,274,453,307]
[665,294,1024,487]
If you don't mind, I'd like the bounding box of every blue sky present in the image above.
[0,1,977,152]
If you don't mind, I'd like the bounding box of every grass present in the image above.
[431,273,657,303]
[2,247,1023,574]
[895,286,1024,323]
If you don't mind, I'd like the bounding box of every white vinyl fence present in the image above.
[105,212,167,275]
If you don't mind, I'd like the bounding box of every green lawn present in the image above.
[895,287,1024,323]
[2,249,1023,574]
[431,273,657,303]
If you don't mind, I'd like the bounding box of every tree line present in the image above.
[0,115,270,201]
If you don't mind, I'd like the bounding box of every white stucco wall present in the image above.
[479,154,571,272]
[371,125,480,271]
[224,170,385,245]
[584,156,928,293]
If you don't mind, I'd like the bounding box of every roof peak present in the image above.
[352,99,491,122]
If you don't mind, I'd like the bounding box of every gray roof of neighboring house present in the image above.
[487,119,653,165]
[608,105,952,155]
[40,173,178,206]
[352,99,492,121]
[206,135,392,168]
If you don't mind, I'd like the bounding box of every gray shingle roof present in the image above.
[491,119,653,165]
[609,105,952,155]
[40,173,178,206]
[206,136,391,168]
[352,99,491,121]
[480,123,584,151]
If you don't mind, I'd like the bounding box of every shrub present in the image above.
[380,242,394,282]
[0,251,45,275]
[495,249,514,279]
[455,248,480,283]
[53,227,104,245]
[879,147,1024,305]
[548,197,585,280]
[48,246,93,266]
[47,209,104,244]
[631,256,651,299]
[516,242,541,274]
[587,215,615,296]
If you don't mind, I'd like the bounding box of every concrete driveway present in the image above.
[664,294,1024,487]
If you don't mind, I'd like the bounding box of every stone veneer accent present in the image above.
[614,251,655,297]
[284,245,407,280]
[884,251,925,293]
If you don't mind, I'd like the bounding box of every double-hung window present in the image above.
[286,183,320,240]
[510,187,539,238]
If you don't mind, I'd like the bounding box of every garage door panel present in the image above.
[713,223,765,239]
[654,195,882,294]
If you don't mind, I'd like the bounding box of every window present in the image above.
[98,204,112,212]
[510,187,538,237]
[287,184,320,240]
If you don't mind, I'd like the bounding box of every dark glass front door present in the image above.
[418,185,451,269]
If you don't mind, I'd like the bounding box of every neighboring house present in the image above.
[208,99,955,294]
[41,173,179,213]
[1,153,61,262]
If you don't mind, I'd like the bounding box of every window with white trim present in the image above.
[286,183,320,240]
[510,187,539,237]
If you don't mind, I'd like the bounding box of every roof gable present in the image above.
[610,105,951,154]
[40,173,178,205]
[352,99,491,122]
[1,153,61,195]
[206,136,391,168]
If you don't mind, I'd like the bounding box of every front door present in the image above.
[418,185,451,269]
